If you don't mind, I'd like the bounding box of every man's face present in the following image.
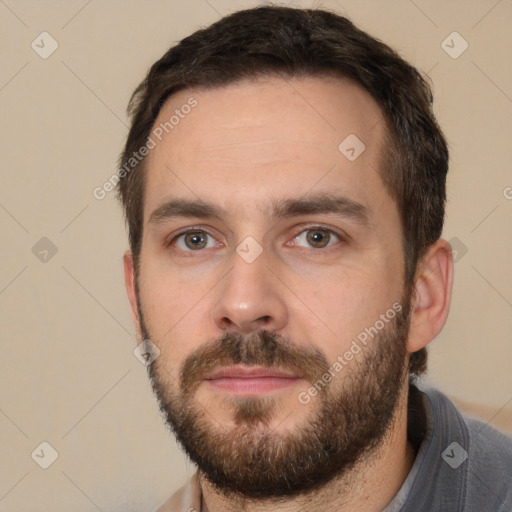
[131,76,411,497]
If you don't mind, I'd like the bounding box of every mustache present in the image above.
[179,330,330,395]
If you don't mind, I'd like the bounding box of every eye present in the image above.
[291,227,341,249]
[172,230,218,251]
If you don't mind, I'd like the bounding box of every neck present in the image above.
[200,383,416,512]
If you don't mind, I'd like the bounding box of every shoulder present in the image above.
[422,386,512,460]
[465,413,512,458]
[420,386,512,511]
[464,414,512,510]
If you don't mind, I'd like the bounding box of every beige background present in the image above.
[1,0,511,510]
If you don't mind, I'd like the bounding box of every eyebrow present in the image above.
[148,192,370,227]
[273,194,369,226]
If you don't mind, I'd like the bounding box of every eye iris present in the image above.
[306,229,330,248]
[185,231,207,250]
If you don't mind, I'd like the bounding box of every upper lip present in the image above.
[204,365,301,380]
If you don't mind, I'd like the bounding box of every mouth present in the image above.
[203,365,304,395]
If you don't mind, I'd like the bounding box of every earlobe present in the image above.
[123,251,142,338]
[407,239,454,354]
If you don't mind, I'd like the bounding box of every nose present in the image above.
[212,248,288,335]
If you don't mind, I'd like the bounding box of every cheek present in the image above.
[285,264,401,359]
[139,245,218,321]
[137,265,216,367]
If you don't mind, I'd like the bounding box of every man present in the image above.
[117,6,512,512]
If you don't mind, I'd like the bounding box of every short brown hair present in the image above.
[117,6,449,378]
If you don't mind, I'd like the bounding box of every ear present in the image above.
[407,239,454,354]
[123,250,142,339]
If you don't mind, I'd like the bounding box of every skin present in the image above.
[124,76,453,511]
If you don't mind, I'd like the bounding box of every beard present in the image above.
[139,293,412,501]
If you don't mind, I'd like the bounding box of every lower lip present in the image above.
[205,376,302,394]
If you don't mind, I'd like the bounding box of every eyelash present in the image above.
[166,225,346,253]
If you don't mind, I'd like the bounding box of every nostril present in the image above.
[221,317,234,328]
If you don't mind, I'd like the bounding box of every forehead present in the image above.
[143,76,392,224]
